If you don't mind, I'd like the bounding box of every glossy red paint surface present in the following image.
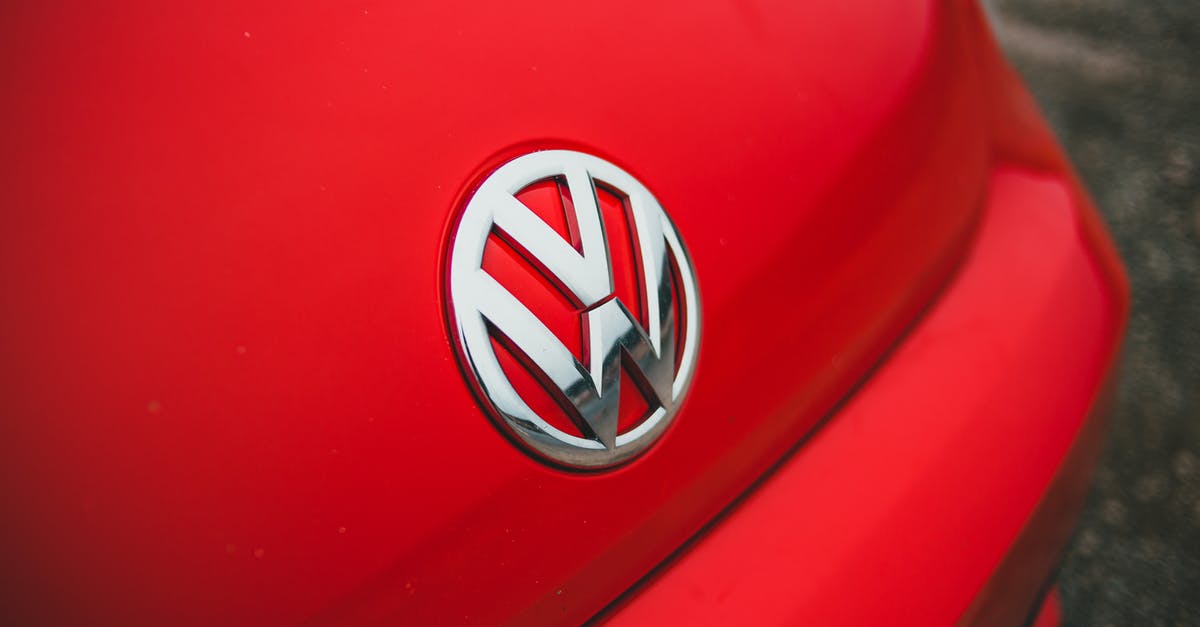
[0,0,1126,625]
[605,167,1127,625]
[1032,589,1063,627]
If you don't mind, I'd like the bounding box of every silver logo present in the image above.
[446,150,700,469]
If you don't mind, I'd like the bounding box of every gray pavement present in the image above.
[989,1,1200,624]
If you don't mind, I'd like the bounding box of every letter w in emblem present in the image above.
[453,160,678,451]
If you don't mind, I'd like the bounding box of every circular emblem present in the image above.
[446,150,700,469]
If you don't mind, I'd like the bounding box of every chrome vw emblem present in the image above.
[446,150,700,469]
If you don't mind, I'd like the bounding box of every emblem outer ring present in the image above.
[443,149,701,470]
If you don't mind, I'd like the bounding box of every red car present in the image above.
[1,0,1128,624]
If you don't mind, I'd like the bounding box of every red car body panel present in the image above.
[605,167,1126,625]
[0,0,1127,625]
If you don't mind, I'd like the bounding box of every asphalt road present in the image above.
[988,1,1200,624]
